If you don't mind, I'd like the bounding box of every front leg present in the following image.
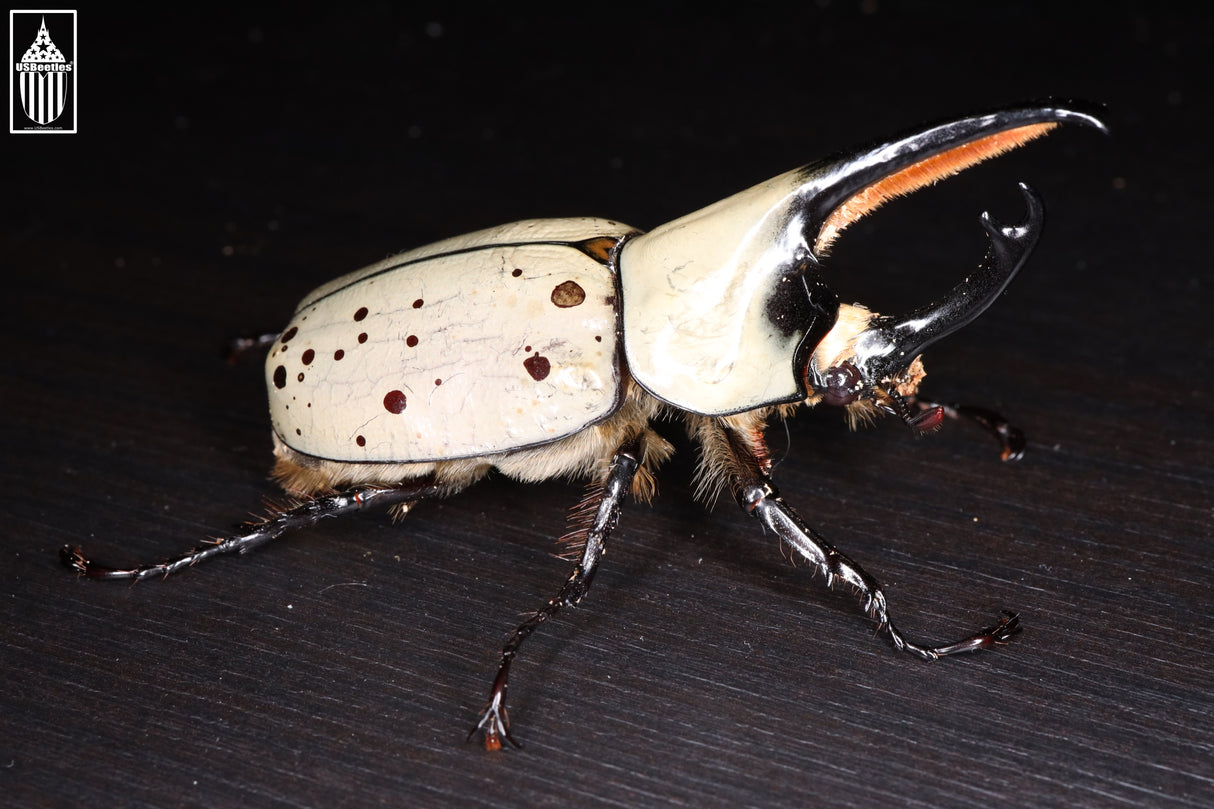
[913,396,1027,461]
[703,417,1020,660]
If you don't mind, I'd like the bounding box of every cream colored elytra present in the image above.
[266,218,637,464]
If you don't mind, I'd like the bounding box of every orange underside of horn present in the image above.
[814,122,1057,254]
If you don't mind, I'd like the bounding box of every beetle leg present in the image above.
[913,397,1027,461]
[223,331,280,364]
[471,437,642,751]
[60,479,443,580]
[713,422,1020,661]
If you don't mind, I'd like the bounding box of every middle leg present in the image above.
[470,435,643,750]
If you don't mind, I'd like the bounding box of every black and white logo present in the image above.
[10,10,76,133]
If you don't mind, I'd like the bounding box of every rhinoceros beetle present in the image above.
[64,102,1107,749]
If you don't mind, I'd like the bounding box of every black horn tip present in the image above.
[981,182,1045,270]
[980,183,1044,241]
[1033,99,1110,135]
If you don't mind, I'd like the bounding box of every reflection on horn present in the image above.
[852,183,1045,381]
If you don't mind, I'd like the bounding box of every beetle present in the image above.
[63,102,1106,750]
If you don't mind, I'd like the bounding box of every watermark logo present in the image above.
[10,10,76,133]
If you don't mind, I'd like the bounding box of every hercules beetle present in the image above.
[64,102,1106,750]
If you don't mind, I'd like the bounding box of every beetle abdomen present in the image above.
[267,219,639,463]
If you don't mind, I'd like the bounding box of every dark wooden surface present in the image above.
[4,5,1210,808]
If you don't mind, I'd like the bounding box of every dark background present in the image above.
[4,3,1210,808]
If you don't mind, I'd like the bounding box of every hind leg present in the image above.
[61,479,443,581]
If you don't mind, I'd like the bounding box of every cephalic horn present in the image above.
[850,182,1045,381]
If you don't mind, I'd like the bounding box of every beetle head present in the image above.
[792,103,1105,431]
[805,183,1046,433]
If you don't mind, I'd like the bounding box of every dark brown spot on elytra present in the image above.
[406,335,418,347]
[297,372,305,382]
[524,353,550,381]
[301,349,315,365]
[383,390,407,414]
[356,435,366,447]
[605,295,617,307]
[354,307,368,321]
[334,349,345,360]
[511,268,523,277]
[281,327,298,343]
[295,428,301,436]
[358,332,368,343]
[412,299,424,309]
[595,335,602,342]
[551,280,586,308]
[273,365,286,389]
[434,378,442,386]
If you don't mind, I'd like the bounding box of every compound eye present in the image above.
[820,362,864,406]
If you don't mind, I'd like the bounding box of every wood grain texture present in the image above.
[3,5,1209,808]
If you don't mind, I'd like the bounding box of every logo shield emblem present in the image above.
[19,18,67,124]
[10,12,76,133]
